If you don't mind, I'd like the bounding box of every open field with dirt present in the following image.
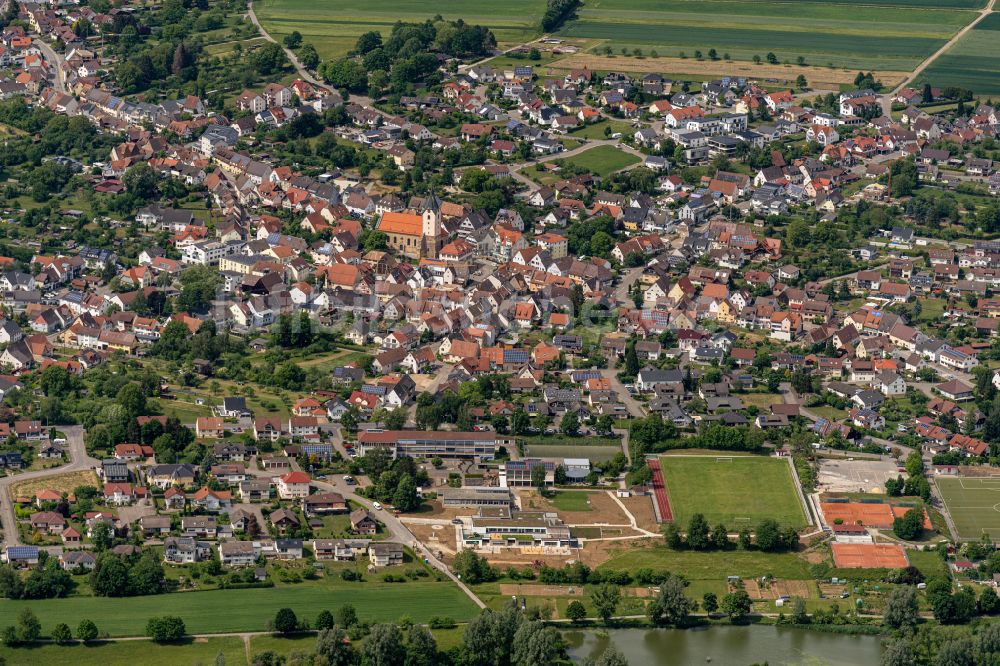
[546,54,909,90]
[11,470,99,498]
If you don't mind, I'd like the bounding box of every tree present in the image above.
[880,638,916,666]
[686,513,711,550]
[560,411,580,436]
[702,592,718,614]
[123,163,158,200]
[710,523,729,550]
[364,624,406,666]
[792,597,808,624]
[354,30,382,54]
[77,619,98,642]
[755,518,783,552]
[893,508,924,541]
[453,549,494,585]
[531,463,547,492]
[590,646,630,666]
[936,639,976,666]
[315,609,334,631]
[721,590,752,622]
[335,604,358,628]
[463,604,522,666]
[393,475,420,512]
[663,522,683,549]
[146,616,185,642]
[405,624,438,666]
[16,609,40,643]
[647,575,693,626]
[589,584,621,624]
[299,44,319,70]
[283,31,302,49]
[511,409,530,435]
[314,627,355,665]
[980,587,1000,615]
[51,623,72,644]
[796,74,808,90]
[884,585,920,629]
[273,607,298,634]
[766,52,778,64]
[566,600,587,623]
[512,621,560,666]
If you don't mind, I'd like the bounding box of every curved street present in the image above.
[0,425,98,547]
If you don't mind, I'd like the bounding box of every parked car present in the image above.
[373,502,382,511]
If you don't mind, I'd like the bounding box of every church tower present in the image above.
[421,191,442,259]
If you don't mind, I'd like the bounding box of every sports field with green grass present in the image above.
[558,0,978,71]
[0,582,478,637]
[558,145,640,177]
[916,12,1000,96]
[254,0,546,59]
[660,455,808,530]
[550,490,594,511]
[936,476,1000,540]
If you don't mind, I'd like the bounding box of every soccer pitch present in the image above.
[935,476,1000,540]
[659,455,809,530]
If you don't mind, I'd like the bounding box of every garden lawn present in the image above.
[550,491,595,512]
[0,582,479,637]
[559,145,640,177]
[0,638,247,666]
[568,119,635,140]
[659,455,808,529]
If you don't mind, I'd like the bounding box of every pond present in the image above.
[565,625,884,665]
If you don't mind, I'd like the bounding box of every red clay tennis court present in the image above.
[821,502,932,530]
[832,543,909,569]
[647,458,673,522]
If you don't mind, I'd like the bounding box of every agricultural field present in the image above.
[659,455,809,530]
[0,582,479,637]
[254,0,546,60]
[916,13,1000,96]
[936,476,1000,540]
[557,145,641,177]
[557,0,978,73]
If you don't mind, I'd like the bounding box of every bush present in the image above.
[146,616,186,642]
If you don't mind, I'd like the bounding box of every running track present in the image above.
[647,458,673,522]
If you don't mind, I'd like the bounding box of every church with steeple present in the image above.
[376,192,444,261]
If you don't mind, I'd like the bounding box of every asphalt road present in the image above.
[0,425,98,547]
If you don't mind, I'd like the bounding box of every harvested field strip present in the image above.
[547,54,909,89]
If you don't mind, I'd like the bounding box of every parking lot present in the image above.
[817,458,903,494]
